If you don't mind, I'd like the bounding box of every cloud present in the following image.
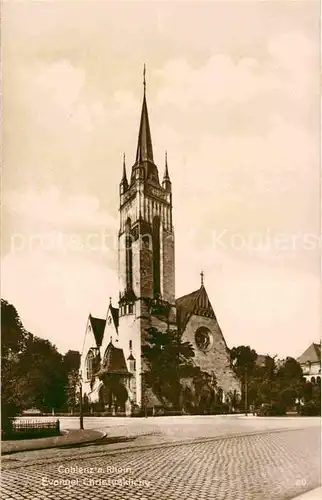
[155,32,316,110]
[4,187,117,229]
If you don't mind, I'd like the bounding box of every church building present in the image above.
[80,70,241,413]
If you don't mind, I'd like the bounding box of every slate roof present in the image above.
[136,89,154,164]
[176,285,216,332]
[100,342,130,375]
[110,306,119,330]
[297,342,321,365]
[89,315,106,348]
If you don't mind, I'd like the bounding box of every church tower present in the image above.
[118,67,175,305]
[117,67,176,406]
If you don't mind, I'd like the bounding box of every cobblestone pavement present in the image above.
[1,426,320,500]
[4,415,319,463]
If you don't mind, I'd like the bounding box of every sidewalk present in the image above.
[1,429,106,455]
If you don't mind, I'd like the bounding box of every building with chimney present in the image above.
[80,70,241,413]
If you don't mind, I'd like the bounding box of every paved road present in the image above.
[17,413,321,443]
[2,417,320,500]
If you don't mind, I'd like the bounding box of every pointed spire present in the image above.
[200,270,204,287]
[143,63,146,94]
[136,64,154,163]
[122,154,127,181]
[163,151,170,180]
[120,153,128,192]
[162,150,171,191]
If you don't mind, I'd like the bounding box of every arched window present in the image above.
[152,216,160,298]
[217,388,223,403]
[125,218,133,289]
[311,376,316,384]
[86,351,95,381]
[316,376,321,384]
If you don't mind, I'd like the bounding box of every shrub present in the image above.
[257,403,286,416]
[298,401,321,416]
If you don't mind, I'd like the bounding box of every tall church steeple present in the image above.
[135,65,154,164]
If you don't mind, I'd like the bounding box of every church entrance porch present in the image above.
[97,373,133,415]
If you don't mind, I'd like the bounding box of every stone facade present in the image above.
[181,314,240,396]
[81,73,241,411]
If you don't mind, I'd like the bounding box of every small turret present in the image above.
[162,151,172,191]
[120,153,128,195]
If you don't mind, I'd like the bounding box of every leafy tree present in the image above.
[16,335,66,411]
[182,368,217,414]
[63,351,81,413]
[1,299,29,359]
[63,350,80,373]
[230,345,258,410]
[277,357,303,384]
[66,370,80,413]
[230,346,258,378]
[142,327,196,408]
[1,299,30,432]
[280,387,298,407]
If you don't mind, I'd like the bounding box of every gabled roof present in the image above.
[176,285,216,332]
[297,342,321,365]
[89,315,106,348]
[109,305,119,330]
[100,342,129,375]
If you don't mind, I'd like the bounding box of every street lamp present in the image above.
[244,367,248,416]
[79,371,84,430]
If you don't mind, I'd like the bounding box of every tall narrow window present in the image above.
[86,351,94,381]
[152,216,161,298]
[125,218,133,289]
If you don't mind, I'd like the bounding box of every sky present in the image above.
[2,0,321,359]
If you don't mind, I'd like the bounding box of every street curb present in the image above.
[3,426,315,469]
[291,486,322,499]
[1,430,107,456]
